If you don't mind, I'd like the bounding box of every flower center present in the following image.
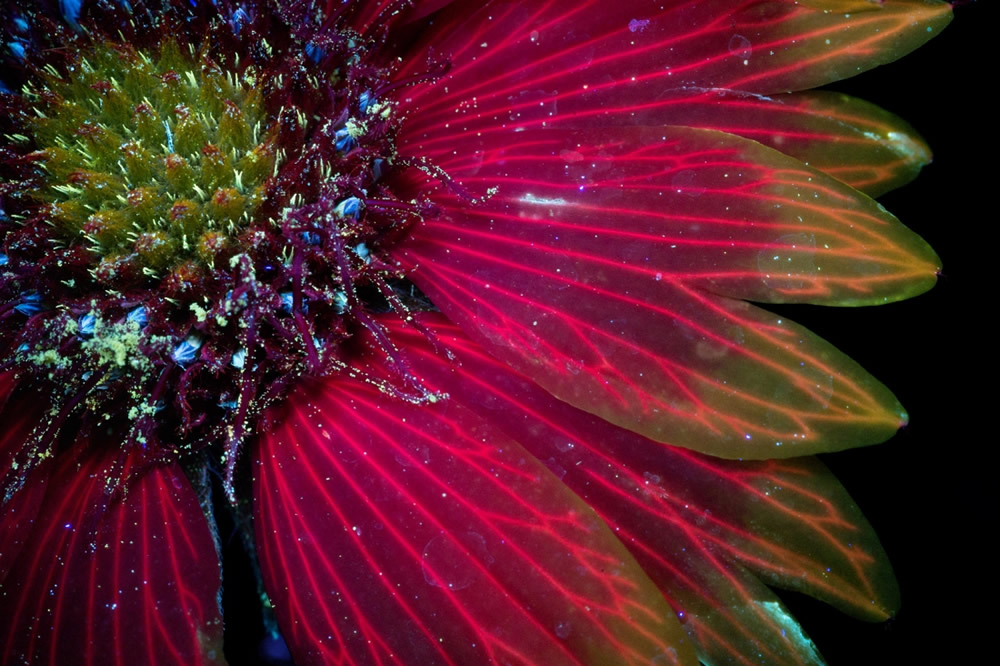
[29,40,274,280]
[1,30,435,500]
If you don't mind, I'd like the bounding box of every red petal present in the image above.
[408,86,931,197]
[350,0,457,35]
[0,470,49,585]
[386,314,899,665]
[0,447,223,666]
[404,126,938,305]
[347,1,409,35]
[398,0,951,138]
[0,377,50,584]
[404,0,458,22]
[254,375,697,666]
[396,127,925,458]
[667,90,932,197]
[0,370,14,408]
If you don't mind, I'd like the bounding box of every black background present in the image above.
[777,2,989,663]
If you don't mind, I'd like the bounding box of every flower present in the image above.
[0,1,951,665]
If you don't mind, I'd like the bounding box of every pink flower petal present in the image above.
[409,86,931,197]
[396,126,929,458]
[404,0,460,22]
[398,0,951,138]
[646,90,932,198]
[346,0,415,35]
[254,374,697,665]
[385,314,899,665]
[0,446,223,665]
[342,0,458,35]
[0,375,50,584]
[0,371,13,409]
[404,126,937,305]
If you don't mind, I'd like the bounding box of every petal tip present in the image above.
[896,407,909,429]
[879,233,941,305]
[885,128,932,172]
[879,395,909,435]
[866,569,902,622]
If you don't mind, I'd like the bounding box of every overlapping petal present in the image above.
[398,0,944,197]
[645,90,933,198]
[403,126,938,305]
[383,314,899,665]
[394,126,929,458]
[407,86,931,197]
[254,373,697,666]
[0,440,223,666]
[398,0,951,138]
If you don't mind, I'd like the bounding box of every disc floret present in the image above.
[22,40,273,281]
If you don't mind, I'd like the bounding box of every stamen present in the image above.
[172,335,203,365]
[362,198,423,215]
